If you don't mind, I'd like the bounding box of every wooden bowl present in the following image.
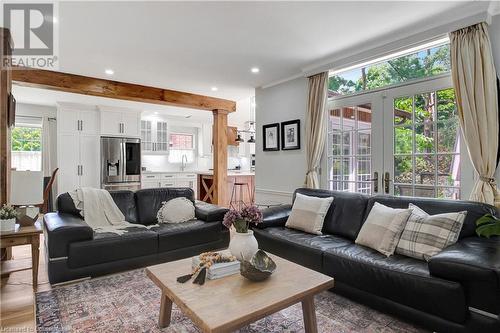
[240,250,277,281]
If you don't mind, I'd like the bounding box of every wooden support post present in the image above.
[0,28,12,206]
[212,110,228,206]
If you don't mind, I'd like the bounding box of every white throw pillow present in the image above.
[285,193,334,235]
[355,202,413,257]
[157,197,195,224]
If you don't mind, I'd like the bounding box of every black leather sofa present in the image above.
[254,188,500,333]
[43,188,229,284]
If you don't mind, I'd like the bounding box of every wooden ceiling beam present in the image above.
[11,67,236,112]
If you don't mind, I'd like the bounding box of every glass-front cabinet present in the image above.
[141,120,168,153]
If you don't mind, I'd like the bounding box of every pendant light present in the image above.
[247,135,255,143]
[236,134,244,142]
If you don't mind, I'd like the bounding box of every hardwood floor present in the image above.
[1,234,51,331]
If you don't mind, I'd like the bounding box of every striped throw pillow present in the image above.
[395,203,467,261]
[285,193,334,235]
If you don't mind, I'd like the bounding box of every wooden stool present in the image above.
[230,182,252,211]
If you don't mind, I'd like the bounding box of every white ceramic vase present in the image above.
[0,218,16,232]
[229,230,259,262]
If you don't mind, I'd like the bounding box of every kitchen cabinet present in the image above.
[141,120,169,153]
[198,173,254,207]
[57,104,100,195]
[141,173,198,197]
[100,107,141,137]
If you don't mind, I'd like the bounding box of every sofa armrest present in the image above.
[428,236,500,315]
[43,212,94,258]
[195,201,229,222]
[254,204,292,229]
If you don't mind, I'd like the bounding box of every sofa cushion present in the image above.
[322,244,467,323]
[365,195,497,239]
[135,188,195,225]
[253,226,352,272]
[294,188,369,240]
[68,227,158,268]
[151,220,222,252]
[286,193,333,235]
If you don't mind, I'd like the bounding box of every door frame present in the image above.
[323,74,475,199]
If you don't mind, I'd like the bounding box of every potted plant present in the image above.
[223,205,263,261]
[476,214,500,238]
[0,204,18,232]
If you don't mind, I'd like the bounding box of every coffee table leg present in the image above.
[31,235,40,290]
[301,296,318,333]
[158,292,173,328]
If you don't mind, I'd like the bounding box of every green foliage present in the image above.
[0,204,18,220]
[11,127,41,151]
[476,214,500,238]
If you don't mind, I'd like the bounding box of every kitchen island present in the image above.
[197,170,255,207]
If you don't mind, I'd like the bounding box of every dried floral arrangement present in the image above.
[223,205,263,233]
[176,251,237,285]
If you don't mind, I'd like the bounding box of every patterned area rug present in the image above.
[36,269,427,333]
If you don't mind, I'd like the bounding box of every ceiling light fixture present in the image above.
[211,87,218,91]
[105,69,114,75]
[247,135,255,143]
[154,112,159,115]
[251,67,260,73]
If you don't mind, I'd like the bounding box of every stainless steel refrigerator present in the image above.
[101,137,141,191]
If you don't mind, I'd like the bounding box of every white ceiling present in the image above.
[49,1,491,101]
[10,1,495,109]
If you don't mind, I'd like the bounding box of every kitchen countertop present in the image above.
[197,170,255,176]
[142,170,255,176]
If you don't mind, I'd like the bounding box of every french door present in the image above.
[325,75,474,199]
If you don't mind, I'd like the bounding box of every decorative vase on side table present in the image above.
[223,206,263,261]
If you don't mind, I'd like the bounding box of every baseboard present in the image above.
[255,188,293,204]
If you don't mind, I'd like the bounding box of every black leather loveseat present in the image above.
[43,188,229,284]
[254,188,500,333]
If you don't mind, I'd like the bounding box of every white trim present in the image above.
[255,188,293,198]
[260,73,305,89]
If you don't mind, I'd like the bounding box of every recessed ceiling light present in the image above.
[211,87,218,91]
[154,112,158,115]
[251,67,260,73]
[105,69,114,75]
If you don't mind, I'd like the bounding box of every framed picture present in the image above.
[281,119,300,150]
[262,123,280,151]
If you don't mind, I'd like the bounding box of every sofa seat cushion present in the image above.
[253,227,352,272]
[152,220,222,253]
[68,227,158,268]
[322,244,467,323]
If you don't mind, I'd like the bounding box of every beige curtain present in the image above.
[305,72,328,188]
[450,23,500,206]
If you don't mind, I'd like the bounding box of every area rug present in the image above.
[36,269,427,333]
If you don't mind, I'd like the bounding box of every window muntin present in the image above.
[328,43,451,96]
[393,88,460,199]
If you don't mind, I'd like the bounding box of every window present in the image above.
[326,41,471,200]
[11,126,42,171]
[328,39,450,96]
[168,133,195,163]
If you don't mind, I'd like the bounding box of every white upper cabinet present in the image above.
[141,119,168,153]
[99,106,141,137]
[57,103,99,135]
[199,123,213,156]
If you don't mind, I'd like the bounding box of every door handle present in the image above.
[80,120,83,132]
[368,172,378,193]
[80,165,83,175]
[384,172,392,194]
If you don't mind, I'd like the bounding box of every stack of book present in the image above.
[191,256,240,280]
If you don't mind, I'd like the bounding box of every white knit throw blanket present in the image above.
[69,187,148,235]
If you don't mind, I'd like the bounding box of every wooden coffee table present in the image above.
[146,253,334,333]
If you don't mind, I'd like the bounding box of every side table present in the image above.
[0,222,43,289]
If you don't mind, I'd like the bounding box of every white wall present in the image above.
[255,77,308,204]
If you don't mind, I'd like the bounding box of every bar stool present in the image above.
[230,182,252,211]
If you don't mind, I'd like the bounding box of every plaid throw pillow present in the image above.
[395,204,467,261]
